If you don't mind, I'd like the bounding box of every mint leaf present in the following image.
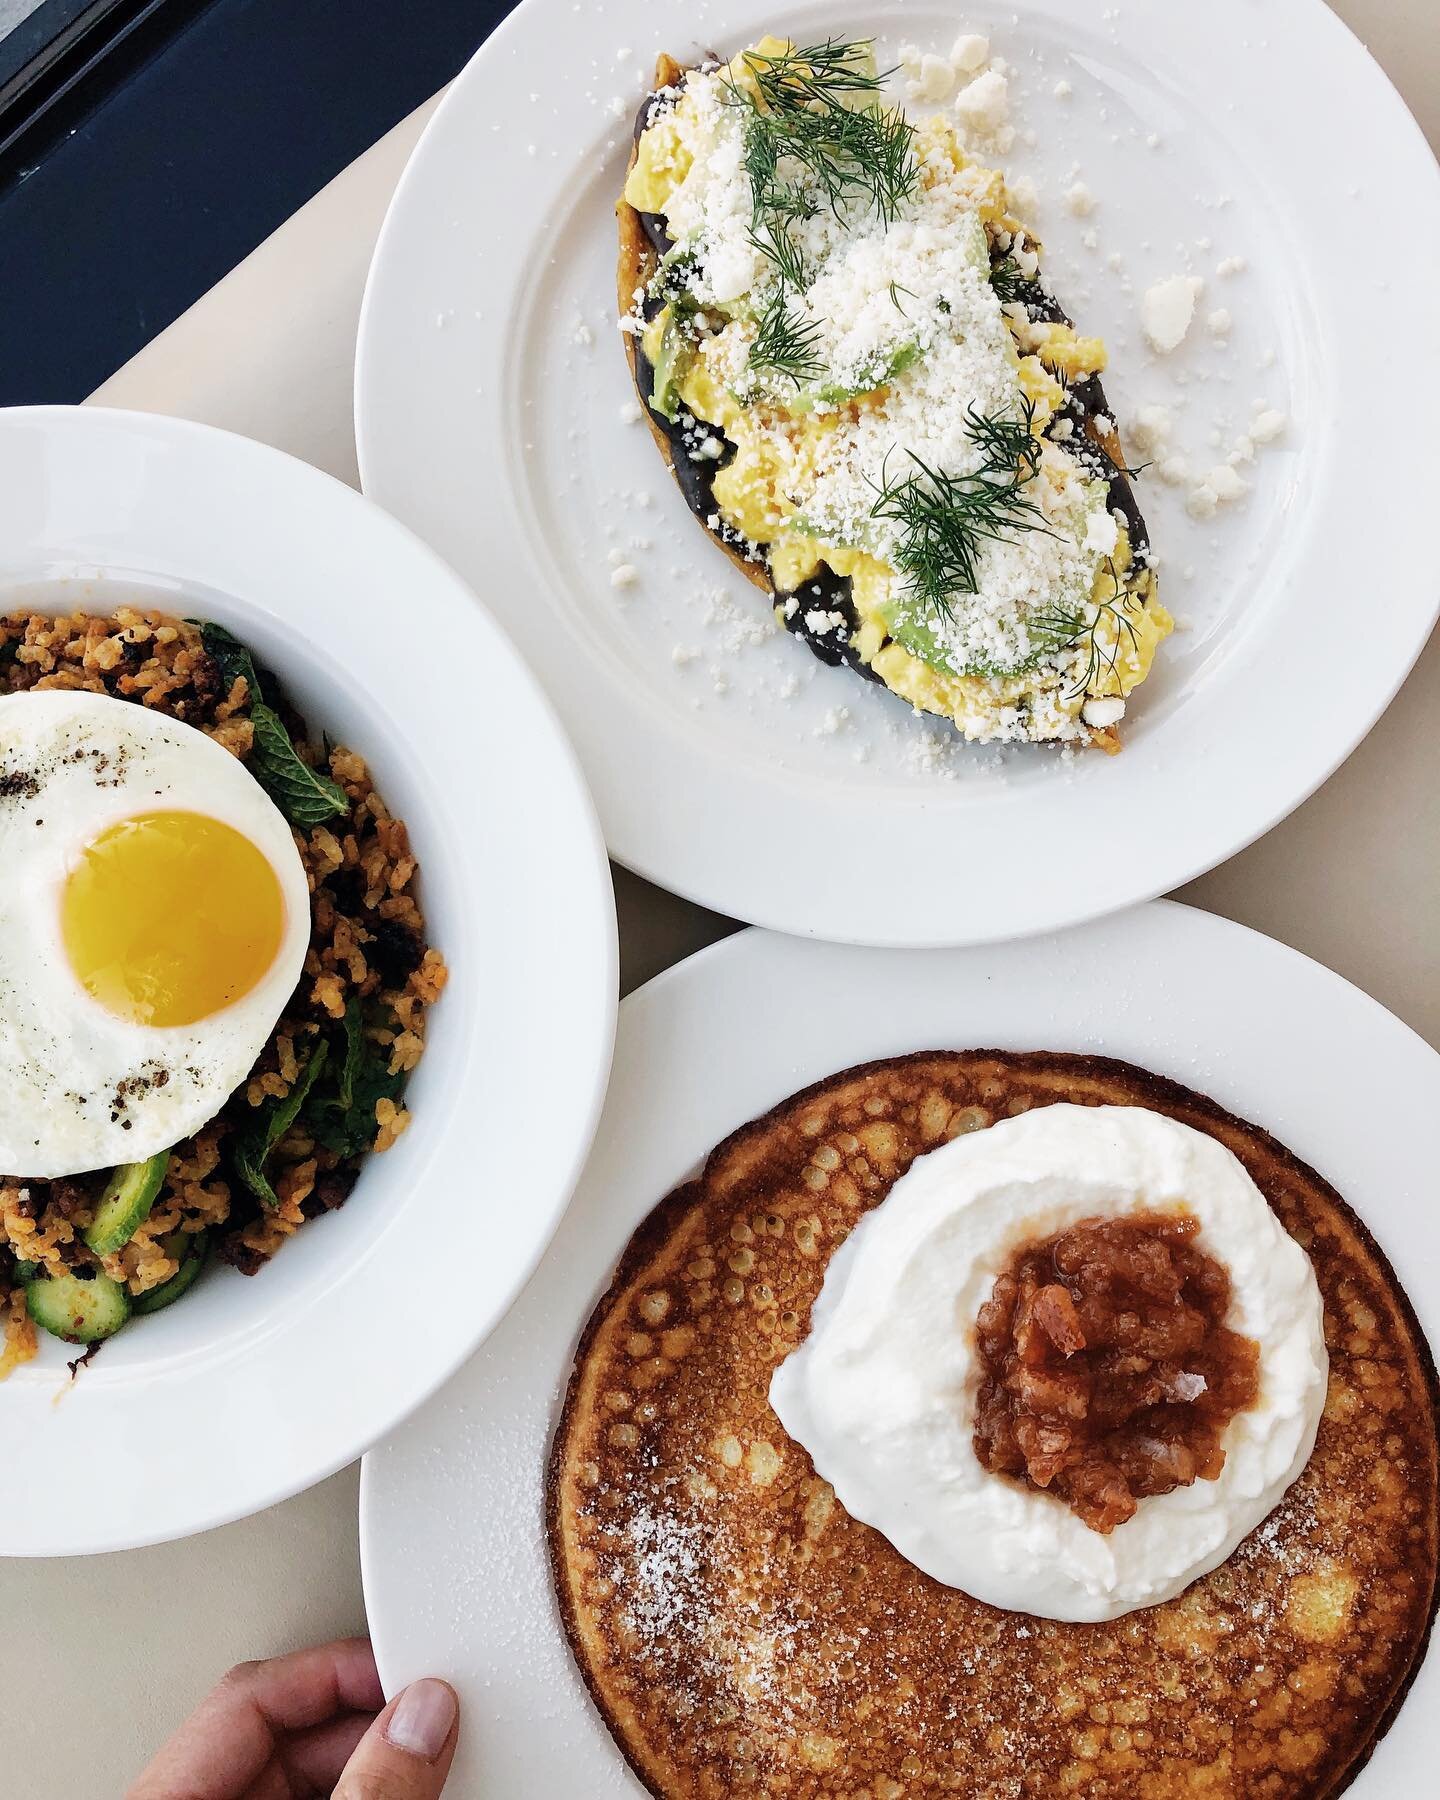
[305,1004,404,1159]
[198,621,262,701]
[337,997,364,1113]
[248,706,349,828]
[232,1040,330,1210]
[197,621,348,829]
[232,1137,281,1211]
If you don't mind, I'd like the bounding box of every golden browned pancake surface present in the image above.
[549,1053,1439,1799]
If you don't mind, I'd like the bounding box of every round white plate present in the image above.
[0,406,617,1555]
[361,903,1440,1794]
[356,0,1440,947]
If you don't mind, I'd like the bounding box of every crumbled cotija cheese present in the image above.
[951,33,990,74]
[703,198,1112,672]
[902,48,957,103]
[954,69,1010,137]
[1187,463,1247,517]
[1141,276,1204,353]
[1008,173,1041,217]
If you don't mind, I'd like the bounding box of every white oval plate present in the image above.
[356,0,1440,947]
[0,406,617,1555]
[361,904,1440,1794]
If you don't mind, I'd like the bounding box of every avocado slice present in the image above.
[25,1269,131,1344]
[642,302,694,424]
[647,241,701,303]
[132,1232,210,1316]
[881,591,960,674]
[83,1151,171,1256]
[791,339,923,413]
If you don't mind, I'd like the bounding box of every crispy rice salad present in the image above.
[0,608,446,1372]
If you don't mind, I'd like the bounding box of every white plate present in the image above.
[356,0,1440,947]
[360,904,1440,1794]
[0,406,617,1555]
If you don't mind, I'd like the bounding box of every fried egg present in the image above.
[0,689,311,1178]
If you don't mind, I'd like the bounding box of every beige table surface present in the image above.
[6,3,1438,1794]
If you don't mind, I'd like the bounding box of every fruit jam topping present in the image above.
[973,1210,1261,1533]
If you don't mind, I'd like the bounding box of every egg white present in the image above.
[0,689,311,1178]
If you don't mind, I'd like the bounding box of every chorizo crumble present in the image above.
[973,1210,1261,1532]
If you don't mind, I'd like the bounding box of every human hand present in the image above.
[126,1637,458,1799]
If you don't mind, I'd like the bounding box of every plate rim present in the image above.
[0,402,619,1555]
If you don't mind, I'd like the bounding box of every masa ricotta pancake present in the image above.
[549,1052,1439,1799]
[619,38,1171,750]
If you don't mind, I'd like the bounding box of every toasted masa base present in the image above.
[549,1051,1440,1799]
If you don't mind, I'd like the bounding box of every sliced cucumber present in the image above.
[83,1151,170,1255]
[132,1233,209,1316]
[25,1269,131,1344]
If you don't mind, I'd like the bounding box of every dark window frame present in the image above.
[0,0,201,164]
[0,0,516,405]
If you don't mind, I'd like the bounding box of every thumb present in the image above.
[333,1677,459,1799]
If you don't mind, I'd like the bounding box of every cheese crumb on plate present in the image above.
[1141,276,1204,353]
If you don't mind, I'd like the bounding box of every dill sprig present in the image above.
[726,39,919,281]
[1029,573,1144,697]
[988,256,1028,303]
[743,37,893,111]
[749,288,826,387]
[738,115,817,285]
[870,401,1050,622]
[748,213,813,291]
[962,406,1042,479]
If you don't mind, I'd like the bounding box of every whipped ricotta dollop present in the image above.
[769,1104,1328,1622]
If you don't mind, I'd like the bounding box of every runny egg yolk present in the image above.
[61,810,287,1028]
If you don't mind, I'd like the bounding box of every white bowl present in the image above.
[0,406,617,1555]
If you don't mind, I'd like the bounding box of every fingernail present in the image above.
[384,1679,457,1759]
